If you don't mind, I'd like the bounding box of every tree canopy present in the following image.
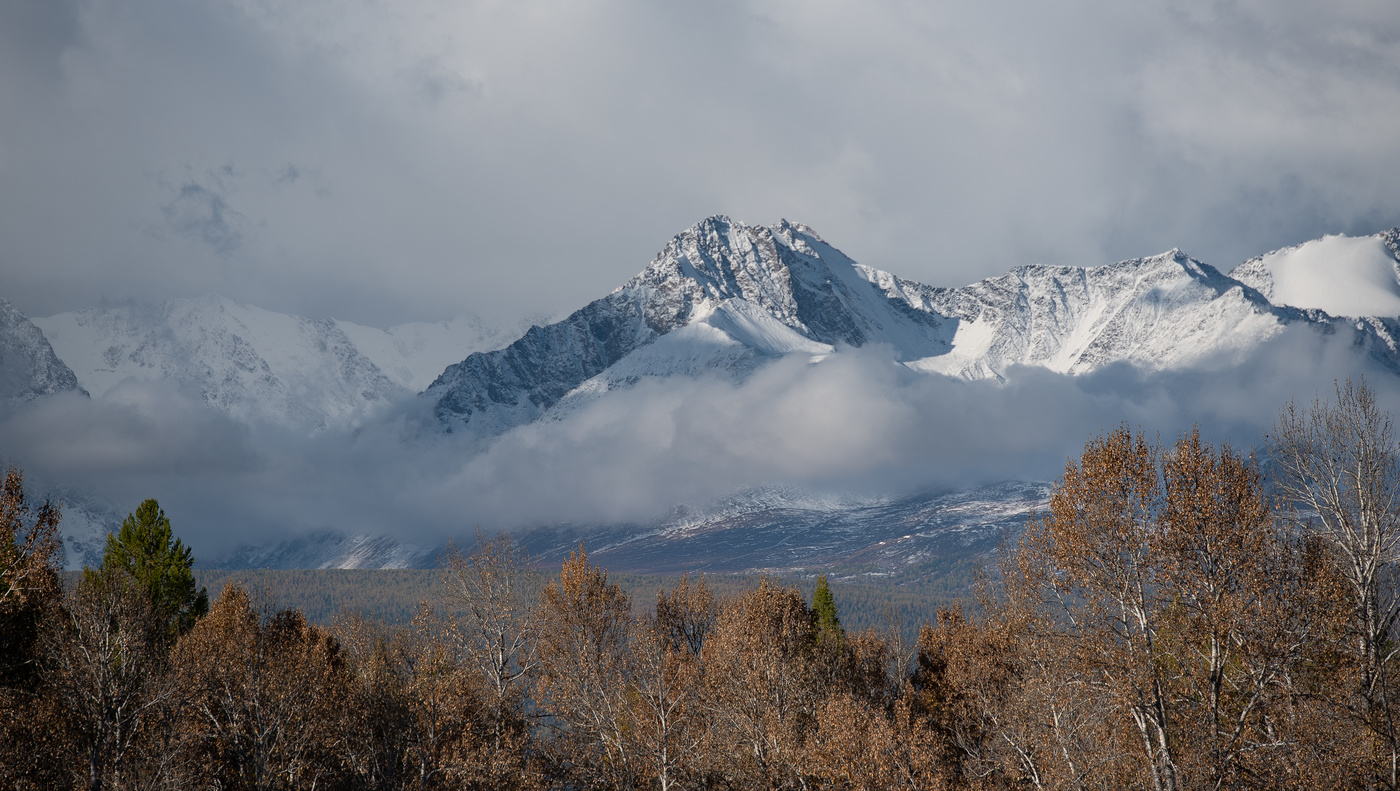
[812,574,842,641]
[101,498,208,640]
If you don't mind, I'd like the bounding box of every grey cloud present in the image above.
[440,326,1400,530]
[0,382,257,479]
[406,58,483,106]
[159,176,249,257]
[2,0,1397,327]
[0,0,82,86]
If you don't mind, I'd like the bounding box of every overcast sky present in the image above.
[2,0,1398,328]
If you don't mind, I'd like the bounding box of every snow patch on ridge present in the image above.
[1233,234,1400,318]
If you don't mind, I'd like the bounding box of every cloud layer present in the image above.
[5,324,1397,560]
[2,0,1398,328]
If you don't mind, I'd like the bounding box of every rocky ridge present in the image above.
[427,217,1400,437]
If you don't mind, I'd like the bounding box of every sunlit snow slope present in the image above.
[1232,230,1400,318]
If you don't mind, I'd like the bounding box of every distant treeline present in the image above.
[190,560,983,646]
[7,378,1400,789]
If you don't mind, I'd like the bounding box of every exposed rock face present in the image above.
[0,297,87,410]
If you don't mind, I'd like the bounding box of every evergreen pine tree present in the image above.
[101,499,208,641]
[812,574,842,641]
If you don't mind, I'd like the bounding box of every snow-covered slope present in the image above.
[1231,230,1400,318]
[208,531,438,570]
[429,217,1400,436]
[52,494,123,571]
[518,481,1051,575]
[914,249,1287,379]
[0,297,87,411]
[35,297,405,430]
[33,298,516,430]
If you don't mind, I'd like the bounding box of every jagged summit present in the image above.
[425,216,956,433]
[427,217,1366,436]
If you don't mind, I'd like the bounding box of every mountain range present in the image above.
[426,218,1400,437]
[5,217,1400,573]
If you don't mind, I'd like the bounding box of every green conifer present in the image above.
[812,574,842,641]
[101,499,208,641]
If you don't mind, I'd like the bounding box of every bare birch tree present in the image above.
[1271,376,1400,786]
[441,531,539,754]
[44,569,168,791]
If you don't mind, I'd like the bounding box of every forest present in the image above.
[4,378,1400,790]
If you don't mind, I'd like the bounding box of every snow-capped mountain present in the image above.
[427,216,1400,436]
[426,217,958,434]
[14,216,1400,572]
[33,297,519,430]
[0,297,86,411]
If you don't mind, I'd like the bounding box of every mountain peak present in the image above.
[427,217,956,432]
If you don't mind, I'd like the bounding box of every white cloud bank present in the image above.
[3,323,1395,559]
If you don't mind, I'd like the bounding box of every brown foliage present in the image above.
[534,546,635,785]
[12,416,1400,791]
[0,464,61,616]
[1003,425,1358,791]
[701,578,818,789]
[335,603,535,790]
[0,462,66,789]
[170,584,351,790]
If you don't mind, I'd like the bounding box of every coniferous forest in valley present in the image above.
[7,378,1400,789]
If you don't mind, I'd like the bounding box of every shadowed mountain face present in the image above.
[0,297,86,411]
